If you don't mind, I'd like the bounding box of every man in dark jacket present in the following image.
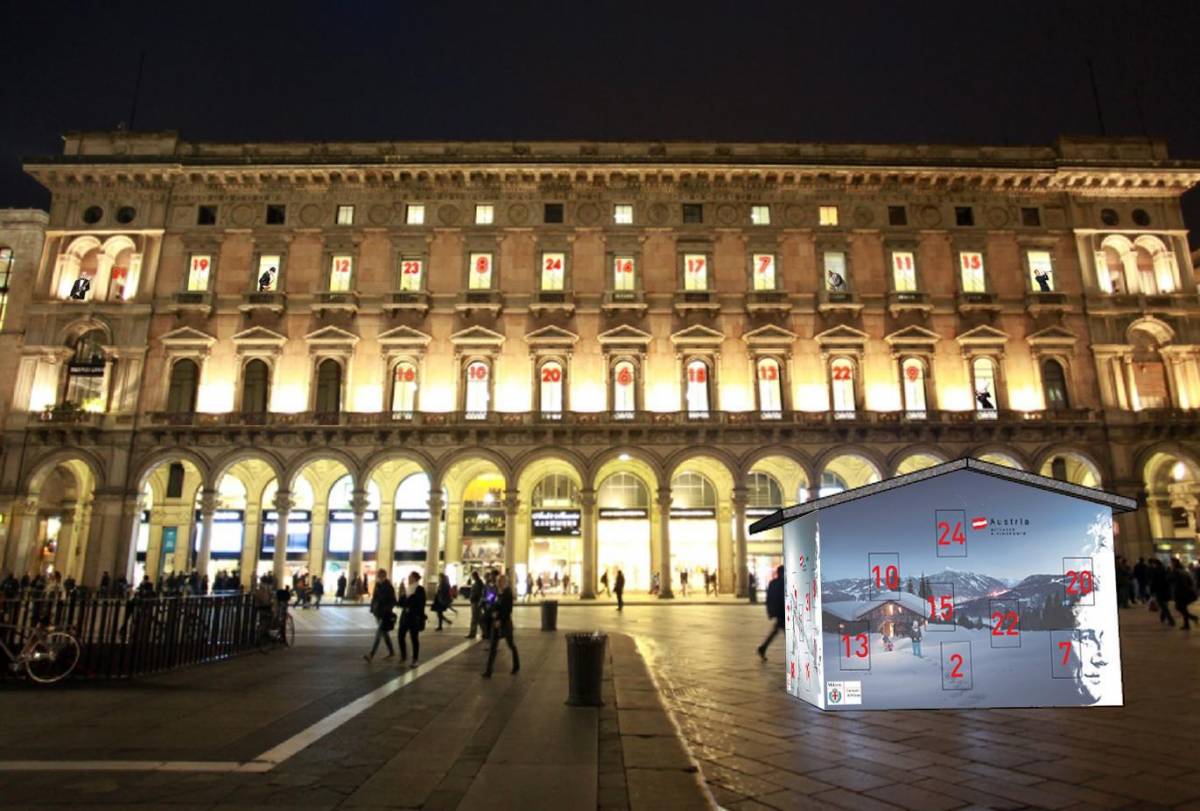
[398,572,427,665]
[466,571,484,639]
[1171,557,1198,630]
[482,575,519,678]
[363,570,397,661]
[1150,558,1175,626]
[336,572,347,604]
[614,569,626,611]
[756,565,786,661]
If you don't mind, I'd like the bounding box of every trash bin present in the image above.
[565,632,607,706]
[541,599,558,631]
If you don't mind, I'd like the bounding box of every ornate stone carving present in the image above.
[918,205,942,227]
[230,203,255,227]
[507,203,530,225]
[716,204,739,226]
[299,204,324,226]
[367,204,392,226]
[852,206,874,227]
[575,202,600,225]
[986,206,1009,227]
[438,204,462,226]
[784,205,809,227]
[648,203,670,225]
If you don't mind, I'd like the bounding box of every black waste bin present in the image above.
[565,632,607,706]
[541,599,558,631]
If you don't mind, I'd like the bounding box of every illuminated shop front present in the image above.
[669,471,720,588]
[393,473,444,584]
[596,472,652,591]
[322,475,380,585]
[527,474,582,591]
[746,472,785,592]
[134,509,150,584]
[461,474,505,569]
[192,475,247,582]
[257,478,314,581]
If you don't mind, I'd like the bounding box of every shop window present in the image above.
[901,358,928,417]
[598,472,649,510]
[819,206,839,226]
[612,360,637,416]
[398,257,423,291]
[314,359,342,414]
[0,247,11,328]
[685,359,712,418]
[756,357,783,417]
[464,360,491,417]
[532,474,579,509]
[539,360,565,416]
[1027,249,1055,292]
[241,359,270,413]
[747,472,784,510]
[391,361,418,415]
[1041,359,1069,410]
[187,254,212,292]
[683,253,708,291]
[541,252,565,291]
[335,205,355,225]
[166,359,199,414]
[830,358,856,416]
[954,206,974,227]
[468,252,493,289]
[266,204,286,225]
[671,471,716,510]
[613,204,634,225]
[682,203,703,224]
[543,203,564,224]
[750,205,770,225]
[197,205,217,226]
[819,471,848,498]
[891,251,917,292]
[256,255,281,292]
[406,204,425,225]
[752,253,777,291]
[329,255,353,292]
[823,251,848,292]
[888,206,907,226]
[972,357,999,416]
[63,329,109,412]
[475,204,494,225]
[613,255,636,292]
[959,251,985,293]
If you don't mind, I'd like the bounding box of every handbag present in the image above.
[383,610,397,631]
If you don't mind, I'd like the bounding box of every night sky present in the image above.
[3,1,1199,246]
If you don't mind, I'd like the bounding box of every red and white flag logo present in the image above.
[971,516,988,530]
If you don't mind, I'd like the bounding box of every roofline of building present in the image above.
[748,457,1137,534]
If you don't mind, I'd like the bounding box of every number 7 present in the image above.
[1058,640,1072,666]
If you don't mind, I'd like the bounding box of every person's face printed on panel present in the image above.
[1075,628,1107,703]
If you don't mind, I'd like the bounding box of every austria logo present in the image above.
[971,516,988,531]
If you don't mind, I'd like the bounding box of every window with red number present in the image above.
[391,361,418,415]
[613,255,635,292]
[612,360,637,416]
[752,253,776,291]
[329,255,353,292]
[830,358,856,415]
[539,360,565,415]
[901,357,927,417]
[683,253,708,291]
[464,360,490,417]
[398,257,423,292]
[541,253,565,291]
[468,252,493,290]
[756,357,783,416]
[685,359,712,417]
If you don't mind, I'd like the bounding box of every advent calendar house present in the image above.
[749,458,1135,711]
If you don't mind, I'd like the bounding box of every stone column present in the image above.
[717,501,734,594]
[240,505,261,590]
[196,488,218,578]
[378,499,395,579]
[444,501,463,566]
[732,487,749,598]
[580,488,597,599]
[309,506,327,581]
[349,489,368,583]
[53,501,78,575]
[272,492,293,585]
[8,498,40,577]
[1121,355,1140,410]
[503,490,519,576]
[424,491,443,585]
[144,510,164,585]
[656,486,674,599]
[1113,481,1151,560]
[81,495,135,587]
[113,496,142,585]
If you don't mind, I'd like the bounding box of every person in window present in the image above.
[975,386,995,410]
[69,273,92,300]
[258,266,277,292]
[826,270,845,292]
[1034,268,1051,292]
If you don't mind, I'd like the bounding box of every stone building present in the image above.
[1,131,1198,596]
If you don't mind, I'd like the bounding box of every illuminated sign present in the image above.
[463,508,506,536]
[396,509,432,522]
[530,509,581,537]
[670,508,716,519]
[598,508,648,520]
[328,510,379,523]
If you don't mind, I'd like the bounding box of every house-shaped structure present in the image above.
[749,458,1135,710]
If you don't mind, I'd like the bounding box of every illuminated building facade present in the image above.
[2,131,1200,596]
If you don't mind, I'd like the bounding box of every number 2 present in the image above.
[990,610,1019,636]
[948,653,964,679]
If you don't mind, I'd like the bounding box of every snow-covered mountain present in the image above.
[822,567,1009,603]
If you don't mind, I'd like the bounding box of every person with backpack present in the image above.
[363,570,397,662]
[398,572,427,666]
[1170,557,1198,630]
[756,566,786,661]
[482,575,519,678]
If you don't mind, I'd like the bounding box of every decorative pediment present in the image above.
[814,324,869,349]
[884,325,941,352]
[525,325,579,347]
[1027,325,1077,350]
[231,326,287,357]
[670,324,725,349]
[159,327,216,357]
[743,324,798,349]
[304,325,359,354]
[597,324,653,349]
[378,325,432,350]
[955,324,1008,347]
[450,325,506,348]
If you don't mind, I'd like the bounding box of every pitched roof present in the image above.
[749,457,1136,534]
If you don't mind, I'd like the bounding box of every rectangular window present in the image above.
[266,204,286,225]
[398,257,423,292]
[888,206,907,226]
[613,204,633,225]
[819,206,839,226]
[891,251,917,292]
[329,255,353,292]
[541,252,565,291]
[543,203,564,224]
[752,254,777,291]
[1027,249,1055,292]
[256,255,281,292]
[474,204,494,225]
[959,251,985,293]
[468,253,493,289]
[406,204,425,225]
[954,206,974,227]
[830,359,856,415]
[682,203,703,224]
[335,205,355,225]
[539,362,564,414]
[187,254,212,292]
[1021,207,1041,227]
[823,251,848,292]
[683,253,708,291]
[197,205,218,226]
[750,205,771,226]
[613,256,635,292]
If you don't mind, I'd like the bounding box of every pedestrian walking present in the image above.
[482,575,520,678]
[1150,558,1175,626]
[336,572,347,605]
[703,567,711,596]
[363,570,397,662]
[614,568,625,611]
[432,573,454,630]
[1115,557,1131,609]
[599,570,610,597]
[680,569,689,597]
[312,575,324,609]
[525,572,534,603]
[1133,557,1148,602]
[756,565,785,660]
[650,572,660,596]
[466,571,484,639]
[1171,557,1198,630]
[399,572,427,666]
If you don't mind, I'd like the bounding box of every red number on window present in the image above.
[990,610,1019,636]
[468,365,488,381]
[832,365,852,381]
[872,564,900,590]
[948,653,964,679]
[475,257,489,273]
[395,366,415,382]
[1058,640,1073,666]
[615,367,633,386]
[841,632,869,658]
[757,255,772,274]
[936,521,965,546]
[336,259,349,273]
[616,259,633,274]
[758,363,778,381]
[688,366,707,383]
[544,256,562,271]
[402,261,421,275]
[927,595,953,621]
[541,366,562,383]
[687,257,705,274]
[1066,570,1094,596]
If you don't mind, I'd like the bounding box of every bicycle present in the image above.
[256,603,295,652]
[0,622,81,684]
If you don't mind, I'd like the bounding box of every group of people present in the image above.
[1117,555,1199,629]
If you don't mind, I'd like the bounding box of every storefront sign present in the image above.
[193,509,245,523]
[670,508,716,519]
[598,508,647,520]
[396,509,431,522]
[746,507,777,518]
[531,509,581,536]
[66,362,105,377]
[328,510,379,523]
[463,508,506,536]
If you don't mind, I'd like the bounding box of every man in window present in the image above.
[1034,267,1052,292]
[258,265,277,292]
[975,385,995,410]
[69,271,93,300]
[826,269,845,292]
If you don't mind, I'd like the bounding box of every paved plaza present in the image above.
[0,601,1197,810]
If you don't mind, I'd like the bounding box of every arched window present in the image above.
[539,360,564,416]
[756,357,783,417]
[314,359,342,415]
[901,358,927,417]
[830,357,856,416]
[531,474,579,508]
[391,361,418,415]
[671,472,717,510]
[464,360,490,417]
[166,359,199,414]
[241,359,270,414]
[612,360,637,417]
[747,472,783,509]
[972,357,998,416]
[598,472,649,510]
[819,471,848,498]
[1041,359,1069,410]
[63,329,109,412]
[685,359,712,418]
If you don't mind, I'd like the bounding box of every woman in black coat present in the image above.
[432,574,454,630]
[363,570,397,662]
[398,572,427,666]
